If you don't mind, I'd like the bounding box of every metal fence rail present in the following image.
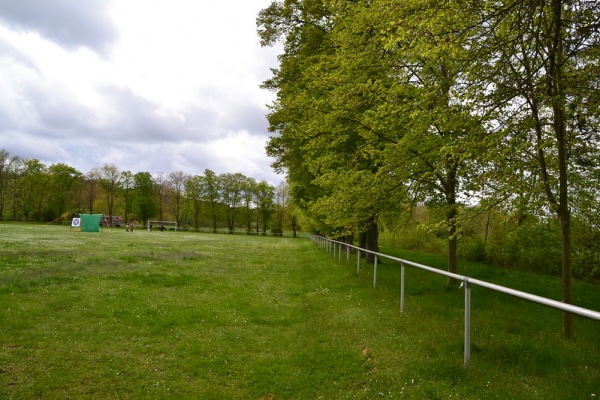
[310,235,600,367]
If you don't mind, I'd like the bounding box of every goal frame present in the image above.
[148,220,178,231]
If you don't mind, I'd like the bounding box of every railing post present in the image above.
[464,279,471,368]
[373,255,378,288]
[339,243,342,262]
[357,249,361,275]
[346,245,350,262]
[400,262,405,314]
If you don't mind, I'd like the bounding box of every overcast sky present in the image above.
[0,0,283,184]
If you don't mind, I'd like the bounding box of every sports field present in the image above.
[0,224,598,399]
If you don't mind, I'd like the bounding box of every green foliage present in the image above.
[16,158,48,221]
[47,163,82,220]
[202,169,221,232]
[379,207,446,255]
[382,205,600,280]
[256,180,276,234]
[133,171,157,224]
[0,149,18,218]
[259,0,600,335]
[571,217,600,279]
[0,149,279,235]
[97,163,122,219]
[219,172,246,233]
[485,216,562,275]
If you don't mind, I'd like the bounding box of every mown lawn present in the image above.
[0,224,598,399]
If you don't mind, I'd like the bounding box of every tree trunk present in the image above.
[447,204,458,285]
[256,212,260,235]
[291,216,297,238]
[549,0,573,339]
[559,208,573,338]
[228,209,234,233]
[445,153,459,285]
[360,219,379,264]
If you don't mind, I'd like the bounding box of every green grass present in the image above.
[0,224,599,399]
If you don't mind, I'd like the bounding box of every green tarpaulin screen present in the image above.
[80,214,103,232]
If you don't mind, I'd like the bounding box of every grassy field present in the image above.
[0,224,598,399]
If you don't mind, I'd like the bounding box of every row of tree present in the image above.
[0,149,298,236]
[257,0,600,338]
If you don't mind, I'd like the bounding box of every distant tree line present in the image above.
[0,148,298,236]
[258,0,600,338]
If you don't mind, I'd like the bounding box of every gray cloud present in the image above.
[27,89,96,139]
[221,102,269,135]
[190,84,270,136]
[2,130,70,164]
[98,86,226,144]
[0,0,117,55]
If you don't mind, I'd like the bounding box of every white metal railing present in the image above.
[310,235,600,367]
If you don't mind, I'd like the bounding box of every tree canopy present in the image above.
[258,0,600,338]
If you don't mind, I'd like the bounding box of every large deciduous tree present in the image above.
[241,176,258,234]
[259,0,392,258]
[84,169,100,214]
[120,171,135,224]
[18,159,48,221]
[154,172,169,222]
[366,0,487,282]
[202,169,220,233]
[98,164,122,223]
[168,171,189,227]
[220,172,246,233]
[472,0,600,338]
[274,181,288,234]
[185,174,204,229]
[0,149,18,219]
[133,172,156,225]
[259,0,482,269]
[47,163,82,221]
[256,180,275,235]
